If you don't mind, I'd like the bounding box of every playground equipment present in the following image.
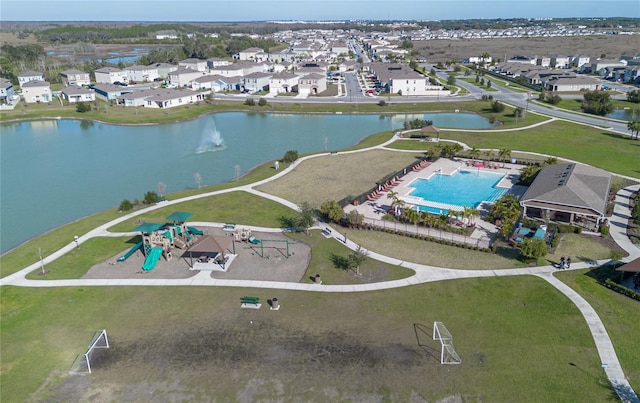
[234,227,252,242]
[117,241,143,262]
[125,212,203,271]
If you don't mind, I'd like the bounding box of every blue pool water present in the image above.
[408,169,507,211]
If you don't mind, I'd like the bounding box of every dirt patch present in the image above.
[38,318,429,402]
[83,227,311,283]
[413,35,639,63]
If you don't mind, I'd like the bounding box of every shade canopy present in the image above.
[187,235,233,255]
[132,222,164,233]
[166,211,193,223]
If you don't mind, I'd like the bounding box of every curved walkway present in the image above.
[1,136,639,402]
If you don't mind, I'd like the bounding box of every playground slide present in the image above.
[187,226,203,236]
[142,247,163,271]
[117,241,143,262]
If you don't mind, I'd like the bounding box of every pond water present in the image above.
[607,108,639,121]
[0,111,496,253]
[390,112,497,129]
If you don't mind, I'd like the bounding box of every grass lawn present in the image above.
[1,276,616,402]
[289,230,415,284]
[388,120,640,179]
[108,191,296,233]
[256,149,421,207]
[555,268,640,393]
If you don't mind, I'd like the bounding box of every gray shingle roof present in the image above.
[520,163,611,216]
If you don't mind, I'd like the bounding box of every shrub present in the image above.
[490,101,505,113]
[378,100,386,107]
[282,150,298,163]
[600,224,609,236]
[244,98,255,106]
[119,199,133,212]
[520,238,548,260]
[258,98,267,106]
[604,279,640,301]
[143,191,159,204]
[76,102,91,113]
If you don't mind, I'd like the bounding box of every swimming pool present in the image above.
[407,169,507,213]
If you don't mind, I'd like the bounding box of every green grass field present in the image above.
[2,98,639,402]
[0,276,619,402]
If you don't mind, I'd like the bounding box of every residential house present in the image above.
[329,41,349,55]
[269,72,298,94]
[550,55,570,69]
[92,83,132,101]
[536,56,552,67]
[154,63,178,79]
[124,64,160,83]
[297,73,327,96]
[571,55,591,68]
[60,86,96,103]
[242,72,272,93]
[156,30,178,40]
[190,74,226,92]
[18,70,45,86]
[179,58,208,72]
[506,55,536,65]
[0,79,17,105]
[236,47,266,61]
[206,57,231,69]
[592,59,627,77]
[94,67,128,84]
[624,66,640,84]
[209,63,246,78]
[520,163,611,231]
[21,80,51,103]
[167,68,204,87]
[144,88,209,108]
[60,69,91,87]
[545,76,600,92]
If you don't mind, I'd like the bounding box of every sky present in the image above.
[1,0,638,22]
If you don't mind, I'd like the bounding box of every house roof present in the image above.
[18,70,44,77]
[421,125,440,134]
[61,69,87,75]
[21,80,50,88]
[616,257,640,273]
[520,163,611,217]
[95,67,124,73]
[61,87,93,96]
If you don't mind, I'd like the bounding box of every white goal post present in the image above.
[69,329,110,374]
[433,321,461,365]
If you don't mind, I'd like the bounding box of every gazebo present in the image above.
[185,235,234,271]
[420,125,440,141]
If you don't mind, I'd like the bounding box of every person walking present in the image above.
[566,257,571,269]
[560,256,565,270]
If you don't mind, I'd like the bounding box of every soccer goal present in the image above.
[433,321,461,365]
[69,329,110,374]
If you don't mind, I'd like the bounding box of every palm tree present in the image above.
[543,157,558,166]
[469,146,480,162]
[498,148,511,167]
[627,120,640,140]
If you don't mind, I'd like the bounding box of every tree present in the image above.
[627,120,640,140]
[119,199,133,212]
[348,245,368,275]
[296,201,315,234]
[518,165,542,186]
[143,191,159,204]
[627,90,640,104]
[282,150,298,163]
[486,80,492,88]
[447,74,456,86]
[346,209,364,227]
[244,98,255,106]
[76,102,91,113]
[498,148,511,167]
[469,146,480,161]
[320,200,344,223]
[491,101,505,112]
[258,98,267,106]
[520,238,548,261]
[581,90,614,116]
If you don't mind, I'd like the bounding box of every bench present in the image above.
[241,296,260,304]
[223,223,236,231]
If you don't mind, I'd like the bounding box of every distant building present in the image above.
[60,69,91,87]
[21,80,51,103]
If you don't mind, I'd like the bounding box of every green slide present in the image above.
[187,226,203,236]
[142,247,163,271]
[117,241,143,262]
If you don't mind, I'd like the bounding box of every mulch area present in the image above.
[83,227,311,283]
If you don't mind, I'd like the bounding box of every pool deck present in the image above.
[344,158,526,248]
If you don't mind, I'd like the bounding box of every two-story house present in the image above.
[269,72,299,94]
[94,67,128,84]
[124,64,159,83]
[60,69,91,87]
[167,68,204,87]
[0,79,17,105]
[18,70,45,86]
[297,73,327,96]
[242,72,272,93]
[21,80,51,103]
[179,58,208,72]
